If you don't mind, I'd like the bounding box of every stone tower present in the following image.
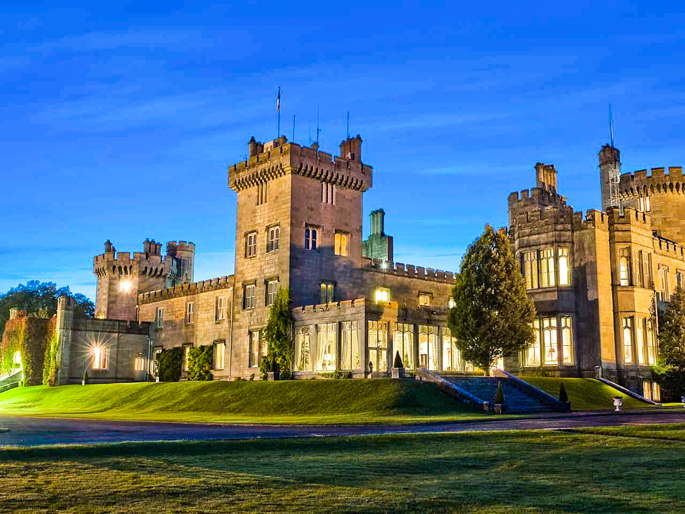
[93,238,194,321]
[599,144,621,212]
[228,134,373,375]
[166,241,195,284]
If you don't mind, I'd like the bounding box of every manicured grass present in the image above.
[2,427,685,512]
[572,422,685,442]
[0,379,486,424]
[522,377,655,411]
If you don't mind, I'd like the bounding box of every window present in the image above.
[653,382,660,402]
[335,232,349,256]
[525,319,541,366]
[214,341,226,370]
[183,345,192,372]
[394,323,415,370]
[636,318,646,365]
[374,287,390,303]
[635,251,644,287]
[623,317,633,364]
[305,226,318,251]
[643,380,652,401]
[266,279,279,306]
[216,296,227,321]
[560,317,573,365]
[267,226,280,253]
[321,182,334,204]
[341,321,361,370]
[294,326,313,371]
[540,249,556,287]
[645,195,651,212]
[243,284,256,309]
[523,251,539,290]
[658,267,669,302]
[368,321,388,372]
[92,346,108,370]
[185,302,194,324]
[419,325,439,370]
[442,327,461,372]
[245,232,257,258]
[257,182,268,205]
[678,271,684,290]
[316,323,337,371]
[643,252,652,288]
[646,320,656,365]
[320,282,335,304]
[448,297,456,308]
[418,293,432,306]
[249,331,261,368]
[558,248,570,286]
[619,248,631,286]
[134,356,145,372]
[156,307,164,329]
[639,196,645,212]
[542,317,558,365]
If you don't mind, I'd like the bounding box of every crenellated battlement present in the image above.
[138,275,234,304]
[573,209,609,231]
[607,206,652,229]
[295,297,367,314]
[166,240,195,253]
[619,167,685,197]
[653,234,685,262]
[362,258,455,283]
[508,187,567,208]
[228,136,373,193]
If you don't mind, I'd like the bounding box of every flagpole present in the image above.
[277,87,281,139]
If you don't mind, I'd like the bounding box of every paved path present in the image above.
[2,411,685,447]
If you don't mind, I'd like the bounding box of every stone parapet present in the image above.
[620,167,685,197]
[139,275,234,304]
[362,258,455,283]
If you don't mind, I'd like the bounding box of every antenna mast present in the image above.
[346,111,350,139]
[607,104,622,211]
[292,114,296,142]
[276,87,281,138]
[316,108,321,147]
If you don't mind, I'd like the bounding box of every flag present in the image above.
[277,87,281,111]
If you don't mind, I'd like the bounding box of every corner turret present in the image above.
[599,144,621,212]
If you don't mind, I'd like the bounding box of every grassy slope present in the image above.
[3,427,685,513]
[0,379,484,424]
[522,377,654,411]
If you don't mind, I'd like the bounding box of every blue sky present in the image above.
[2,1,685,301]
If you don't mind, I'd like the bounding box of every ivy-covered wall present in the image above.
[0,312,54,386]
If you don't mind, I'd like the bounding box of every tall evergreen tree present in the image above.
[657,286,685,371]
[261,287,293,379]
[448,225,536,375]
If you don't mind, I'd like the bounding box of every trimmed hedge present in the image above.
[188,345,213,381]
[158,347,184,382]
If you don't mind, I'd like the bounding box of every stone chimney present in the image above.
[535,163,558,193]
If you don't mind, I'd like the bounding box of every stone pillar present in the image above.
[55,295,75,386]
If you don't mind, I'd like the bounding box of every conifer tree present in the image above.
[262,287,293,379]
[657,286,685,371]
[448,225,536,375]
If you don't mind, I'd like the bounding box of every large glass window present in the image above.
[542,317,558,365]
[267,226,279,253]
[658,267,669,302]
[560,316,573,365]
[394,323,414,369]
[558,248,570,286]
[442,327,460,371]
[523,251,538,290]
[294,326,313,372]
[335,232,349,256]
[92,346,108,370]
[266,280,279,306]
[646,320,656,365]
[540,249,556,287]
[340,321,360,370]
[619,248,631,286]
[214,341,226,370]
[316,323,337,371]
[368,321,388,372]
[525,319,541,366]
[623,317,633,364]
[305,226,318,250]
[245,232,257,258]
[636,318,646,365]
[419,325,439,370]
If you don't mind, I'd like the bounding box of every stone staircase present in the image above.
[445,376,553,414]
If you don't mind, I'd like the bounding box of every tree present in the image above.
[0,281,94,336]
[188,345,214,381]
[447,225,536,375]
[261,288,293,379]
[658,286,685,371]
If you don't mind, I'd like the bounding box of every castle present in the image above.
[51,132,685,400]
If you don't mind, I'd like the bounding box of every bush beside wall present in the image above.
[158,347,184,382]
[1,312,54,386]
[188,345,213,381]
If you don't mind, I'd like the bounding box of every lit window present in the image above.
[375,288,390,303]
[294,326,313,372]
[249,331,261,368]
[643,252,652,288]
[623,317,633,364]
[320,282,335,304]
[394,323,415,370]
[134,356,145,372]
[266,279,279,306]
[558,248,570,286]
[448,297,456,308]
[645,195,651,212]
[243,284,256,309]
[636,318,645,365]
[216,296,227,321]
[561,316,573,365]
[92,346,108,370]
[526,319,541,366]
[619,248,631,286]
[245,232,257,258]
[335,232,350,256]
[441,326,460,372]
[119,280,131,293]
[646,320,656,365]
[183,345,191,372]
[368,321,388,372]
[340,321,360,370]
[419,325,439,370]
[643,380,652,401]
[185,302,194,324]
[658,267,669,302]
[257,182,268,205]
[540,249,556,287]
[267,226,280,253]
[321,182,334,204]
[214,341,226,370]
[677,271,684,290]
[156,307,164,329]
[653,382,660,402]
[418,293,432,306]
[523,250,539,290]
[305,227,318,251]
[543,317,558,365]
[316,323,337,371]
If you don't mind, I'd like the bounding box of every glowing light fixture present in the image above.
[119,280,131,293]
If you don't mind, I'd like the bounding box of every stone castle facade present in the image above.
[81,134,685,400]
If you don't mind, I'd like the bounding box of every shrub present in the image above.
[654,366,685,402]
[494,381,504,404]
[393,351,404,369]
[158,347,184,382]
[263,288,293,380]
[42,319,59,386]
[559,383,569,403]
[1,313,53,386]
[82,369,88,384]
[187,345,213,381]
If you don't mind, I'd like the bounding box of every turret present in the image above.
[166,241,195,284]
[599,144,621,212]
[339,135,362,162]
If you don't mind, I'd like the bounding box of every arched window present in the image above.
[619,248,631,286]
[558,248,570,286]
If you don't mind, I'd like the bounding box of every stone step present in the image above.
[444,376,554,414]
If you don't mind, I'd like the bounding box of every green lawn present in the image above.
[522,377,655,411]
[2,426,685,513]
[0,379,487,424]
